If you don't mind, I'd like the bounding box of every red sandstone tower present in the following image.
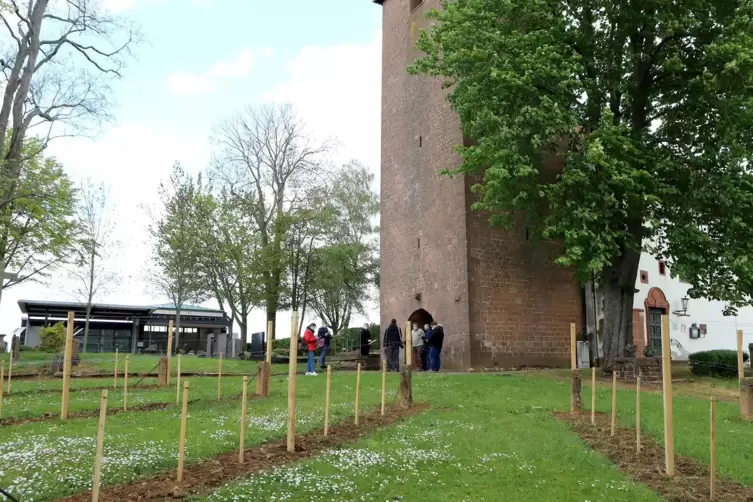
[374,0,584,369]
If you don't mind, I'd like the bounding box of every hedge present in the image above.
[688,349,749,378]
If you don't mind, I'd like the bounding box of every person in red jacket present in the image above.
[303,323,318,376]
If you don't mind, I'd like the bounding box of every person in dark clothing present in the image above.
[427,321,444,372]
[421,323,431,371]
[317,325,332,369]
[359,323,371,356]
[382,319,403,372]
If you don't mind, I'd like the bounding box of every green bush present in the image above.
[688,349,749,378]
[39,322,66,353]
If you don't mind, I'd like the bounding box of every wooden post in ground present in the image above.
[91,389,108,502]
[157,356,168,387]
[738,330,745,385]
[590,367,596,425]
[0,360,4,418]
[266,320,274,364]
[570,323,581,413]
[739,378,753,420]
[381,359,387,416]
[217,352,223,401]
[166,320,174,387]
[124,355,129,411]
[710,396,717,500]
[636,376,641,455]
[399,364,413,408]
[324,365,332,436]
[113,348,119,389]
[610,371,617,437]
[404,321,412,366]
[661,314,676,477]
[239,376,248,464]
[5,352,10,395]
[177,380,189,482]
[257,320,274,397]
[286,311,300,453]
[176,354,182,405]
[61,311,75,420]
[355,363,362,425]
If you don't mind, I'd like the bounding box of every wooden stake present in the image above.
[324,365,332,436]
[661,314,675,477]
[404,321,412,366]
[177,380,189,482]
[355,363,362,425]
[217,352,223,401]
[740,378,753,420]
[113,348,119,389]
[176,354,182,405]
[381,359,387,416]
[239,376,248,464]
[710,396,717,500]
[167,319,174,387]
[266,320,274,364]
[5,353,10,395]
[124,355,129,411]
[590,366,596,425]
[610,371,617,437]
[61,311,74,420]
[570,323,577,370]
[738,329,745,384]
[0,360,5,418]
[636,376,641,455]
[91,390,108,502]
[286,311,299,453]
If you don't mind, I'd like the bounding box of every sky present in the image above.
[0,0,383,338]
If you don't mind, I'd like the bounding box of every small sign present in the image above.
[681,324,687,333]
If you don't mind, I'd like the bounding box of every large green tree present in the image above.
[412,0,753,367]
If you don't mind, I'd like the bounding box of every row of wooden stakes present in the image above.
[88,361,392,502]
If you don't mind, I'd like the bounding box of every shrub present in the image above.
[39,323,66,353]
[689,349,750,378]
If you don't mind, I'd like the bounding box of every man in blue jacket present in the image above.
[317,325,332,369]
[427,321,444,372]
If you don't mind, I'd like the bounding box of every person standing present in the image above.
[382,319,403,372]
[317,325,332,369]
[428,321,444,372]
[411,323,425,370]
[359,323,372,356]
[303,323,318,376]
[421,323,431,371]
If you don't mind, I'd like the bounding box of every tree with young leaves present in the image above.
[149,163,209,352]
[210,104,329,341]
[412,0,753,368]
[69,179,119,353]
[0,136,77,305]
[308,161,379,337]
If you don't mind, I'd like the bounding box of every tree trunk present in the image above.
[83,304,92,353]
[239,321,248,354]
[266,296,278,340]
[175,309,181,355]
[601,249,641,370]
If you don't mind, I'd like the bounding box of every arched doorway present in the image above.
[644,287,669,355]
[408,308,434,328]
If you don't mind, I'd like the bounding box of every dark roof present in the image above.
[150,303,224,313]
[18,300,154,320]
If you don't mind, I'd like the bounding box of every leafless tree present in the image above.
[210,104,330,341]
[0,0,139,253]
[68,179,119,352]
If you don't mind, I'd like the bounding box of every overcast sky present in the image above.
[1,0,382,338]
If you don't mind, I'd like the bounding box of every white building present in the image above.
[592,253,753,361]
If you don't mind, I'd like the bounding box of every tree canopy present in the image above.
[411,0,753,366]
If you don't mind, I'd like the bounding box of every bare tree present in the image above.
[210,104,329,341]
[148,163,209,352]
[68,179,119,352]
[0,0,138,301]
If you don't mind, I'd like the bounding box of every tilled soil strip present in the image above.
[555,411,753,502]
[58,404,427,502]
[5,384,162,398]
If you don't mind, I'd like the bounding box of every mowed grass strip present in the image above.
[201,375,662,502]
[0,371,395,501]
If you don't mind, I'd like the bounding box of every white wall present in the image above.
[635,253,753,355]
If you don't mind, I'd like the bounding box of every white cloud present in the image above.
[167,48,255,96]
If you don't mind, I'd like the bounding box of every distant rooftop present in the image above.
[18,299,225,320]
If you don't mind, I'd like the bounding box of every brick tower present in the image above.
[374,0,584,370]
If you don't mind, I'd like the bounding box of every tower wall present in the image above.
[377,0,583,369]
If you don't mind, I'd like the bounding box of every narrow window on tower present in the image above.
[417,238,421,248]
[525,227,530,241]
[410,0,424,12]
[418,135,422,148]
[658,260,667,276]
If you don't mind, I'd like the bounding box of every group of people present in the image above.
[382,318,444,372]
[300,318,445,376]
